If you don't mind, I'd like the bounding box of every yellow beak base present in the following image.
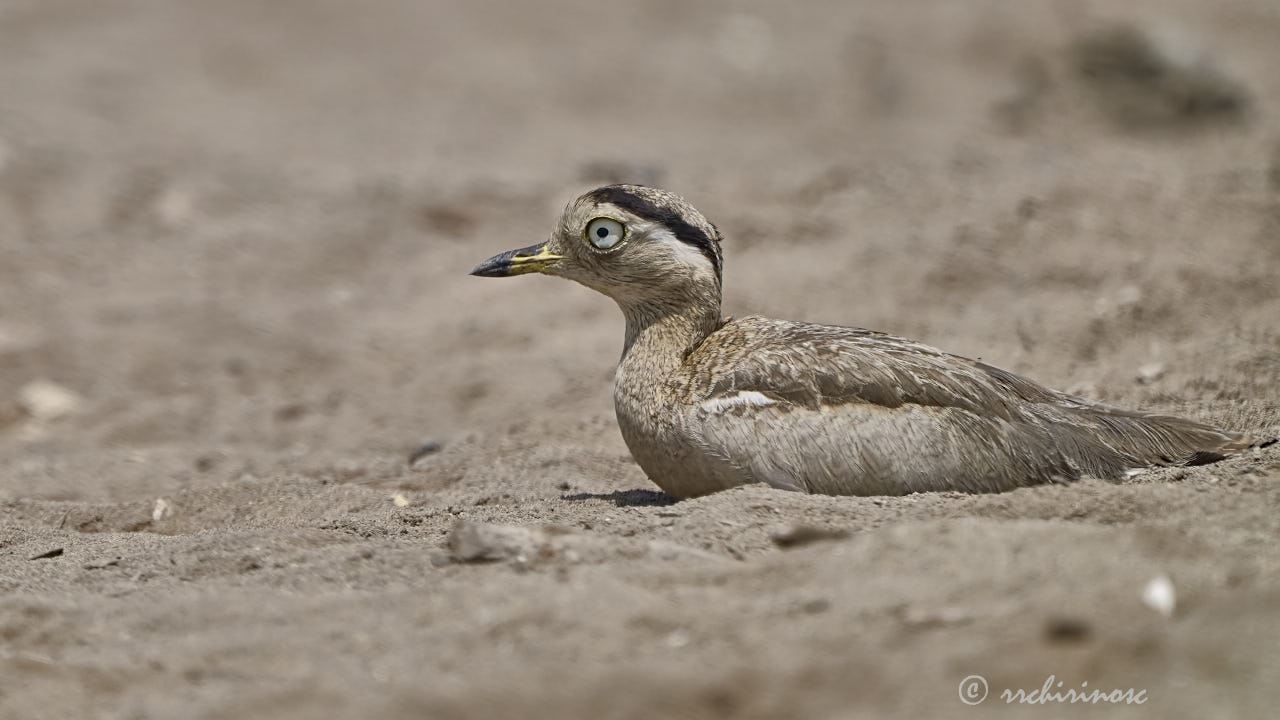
[470,243,563,277]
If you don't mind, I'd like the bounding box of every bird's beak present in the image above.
[469,242,564,277]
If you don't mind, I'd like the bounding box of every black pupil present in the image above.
[596,226,610,238]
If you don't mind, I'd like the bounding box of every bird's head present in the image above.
[470,185,723,312]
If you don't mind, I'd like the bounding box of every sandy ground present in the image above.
[2,1,1279,717]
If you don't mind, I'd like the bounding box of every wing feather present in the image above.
[684,317,1265,493]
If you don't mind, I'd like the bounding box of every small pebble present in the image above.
[1136,363,1166,384]
[17,380,83,421]
[447,520,542,563]
[1045,617,1092,642]
[771,525,850,549]
[408,440,443,467]
[1142,575,1177,617]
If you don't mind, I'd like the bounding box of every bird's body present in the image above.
[614,313,1255,497]
[472,184,1272,498]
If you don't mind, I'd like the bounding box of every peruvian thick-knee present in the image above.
[471,184,1274,498]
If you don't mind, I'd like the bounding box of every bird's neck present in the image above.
[619,298,722,375]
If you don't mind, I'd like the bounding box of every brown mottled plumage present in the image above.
[471,185,1273,498]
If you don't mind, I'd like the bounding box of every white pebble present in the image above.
[1142,575,1176,617]
[17,380,83,421]
[1136,363,1166,384]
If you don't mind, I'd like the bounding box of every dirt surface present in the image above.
[2,1,1279,718]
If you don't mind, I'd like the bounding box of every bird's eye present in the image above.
[585,217,626,250]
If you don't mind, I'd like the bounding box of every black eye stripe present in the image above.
[585,186,721,279]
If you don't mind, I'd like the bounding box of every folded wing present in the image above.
[685,318,1266,495]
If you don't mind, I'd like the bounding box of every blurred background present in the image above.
[2,2,1279,718]
[1,0,1277,500]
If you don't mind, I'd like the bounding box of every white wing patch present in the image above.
[700,391,777,414]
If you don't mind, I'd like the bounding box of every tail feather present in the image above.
[1042,403,1271,480]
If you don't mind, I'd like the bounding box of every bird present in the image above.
[470,184,1274,498]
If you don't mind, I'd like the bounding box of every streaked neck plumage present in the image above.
[618,287,722,381]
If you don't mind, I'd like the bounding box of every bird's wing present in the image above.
[693,318,1054,418]
[682,318,1253,494]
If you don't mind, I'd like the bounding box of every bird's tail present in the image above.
[1048,402,1275,480]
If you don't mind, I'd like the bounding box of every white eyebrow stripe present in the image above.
[700,391,777,413]
[648,227,717,274]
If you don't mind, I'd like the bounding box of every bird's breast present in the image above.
[612,371,735,497]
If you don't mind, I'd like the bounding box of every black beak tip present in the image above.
[469,257,509,277]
